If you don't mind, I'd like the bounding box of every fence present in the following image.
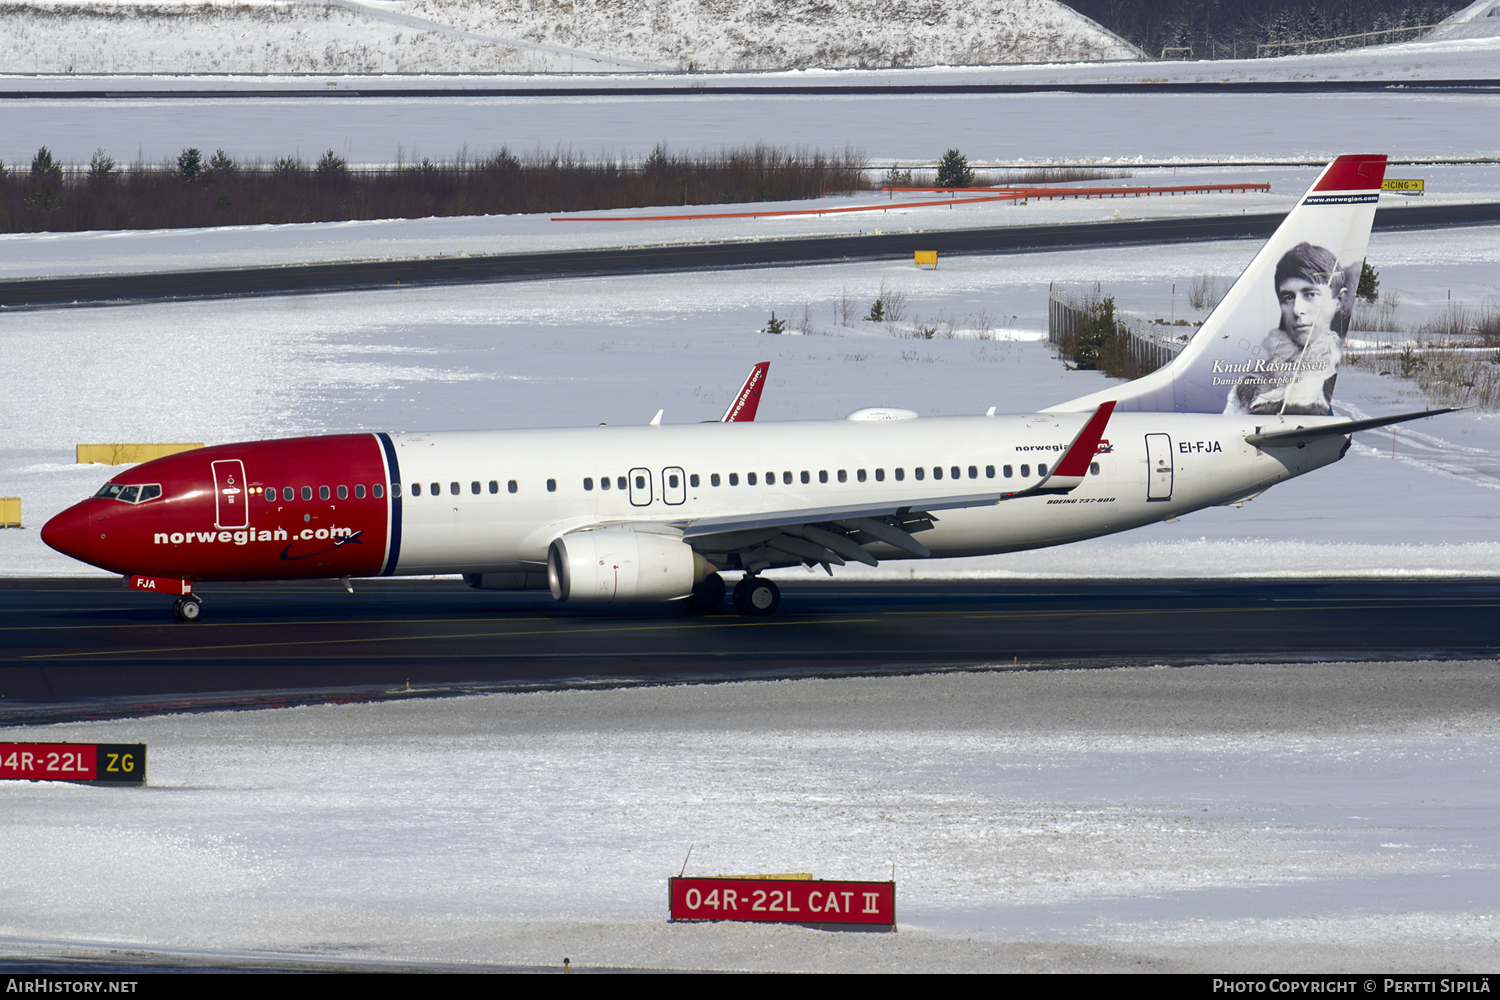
[1048,284,1185,375]
[1256,23,1440,58]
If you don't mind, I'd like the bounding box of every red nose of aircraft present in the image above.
[41,501,92,563]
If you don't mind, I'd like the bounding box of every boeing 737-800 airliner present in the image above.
[42,154,1452,620]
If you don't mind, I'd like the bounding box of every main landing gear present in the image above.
[686,573,781,616]
[172,595,203,622]
[732,575,780,617]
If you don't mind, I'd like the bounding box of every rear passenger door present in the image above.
[1145,434,1173,501]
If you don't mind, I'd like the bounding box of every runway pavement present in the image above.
[3,576,1498,721]
[3,203,1498,309]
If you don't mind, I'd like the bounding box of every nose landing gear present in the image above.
[172,595,203,622]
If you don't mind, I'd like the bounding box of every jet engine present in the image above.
[547,527,710,603]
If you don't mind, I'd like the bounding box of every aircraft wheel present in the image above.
[733,576,780,616]
[172,596,203,622]
[686,573,726,612]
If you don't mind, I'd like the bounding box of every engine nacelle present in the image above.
[547,528,708,603]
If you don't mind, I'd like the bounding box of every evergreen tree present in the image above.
[30,146,62,182]
[1358,262,1380,303]
[935,149,974,189]
[87,147,116,184]
[177,147,203,182]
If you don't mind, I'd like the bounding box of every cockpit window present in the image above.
[93,482,161,503]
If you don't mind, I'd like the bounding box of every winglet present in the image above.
[1034,401,1115,494]
[721,362,770,422]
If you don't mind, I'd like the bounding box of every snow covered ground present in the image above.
[4,86,1499,173]
[1,163,1497,281]
[3,664,1499,971]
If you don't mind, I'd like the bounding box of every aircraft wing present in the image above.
[675,402,1116,570]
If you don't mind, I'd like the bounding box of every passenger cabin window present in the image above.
[800,471,810,484]
[489,481,499,494]
[895,468,905,481]
[411,483,422,496]
[952,466,961,479]
[857,469,867,482]
[766,471,775,484]
[508,480,518,493]
[875,469,885,482]
[729,473,739,486]
[1039,464,1049,477]
[634,474,646,490]
[782,471,792,485]
[471,481,480,495]
[283,487,294,501]
[1090,462,1101,475]
[338,485,348,499]
[450,482,459,496]
[837,470,847,483]
[1020,465,1030,477]
[819,470,828,484]
[584,478,594,491]
[320,486,330,499]
[547,479,557,492]
[355,485,366,499]
[914,468,924,481]
[1003,465,1013,478]
[302,486,313,501]
[967,466,977,479]
[748,472,757,486]
[690,474,700,488]
[933,467,943,480]
[986,465,995,478]
[711,473,721,486]
[375,484,386,498]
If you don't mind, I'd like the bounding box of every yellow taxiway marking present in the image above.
[24,616,881,660]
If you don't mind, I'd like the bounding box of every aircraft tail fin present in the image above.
[722,362,770,421]
[1049,154,1387,416]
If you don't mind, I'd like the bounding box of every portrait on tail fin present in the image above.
[1226,242,1360,417]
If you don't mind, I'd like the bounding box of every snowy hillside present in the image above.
[0,0,1142,76]
[387,0,1143,71]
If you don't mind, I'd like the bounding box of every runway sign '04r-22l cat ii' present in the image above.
[43,155,1453,620]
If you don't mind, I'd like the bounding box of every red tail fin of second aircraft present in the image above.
[721,362,770,422]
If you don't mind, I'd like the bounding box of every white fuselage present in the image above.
[384,411,1345,576]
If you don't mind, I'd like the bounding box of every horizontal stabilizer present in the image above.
[1245,407,1460,447]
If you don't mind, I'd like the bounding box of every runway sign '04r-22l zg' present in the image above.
[43,155,1454,621]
